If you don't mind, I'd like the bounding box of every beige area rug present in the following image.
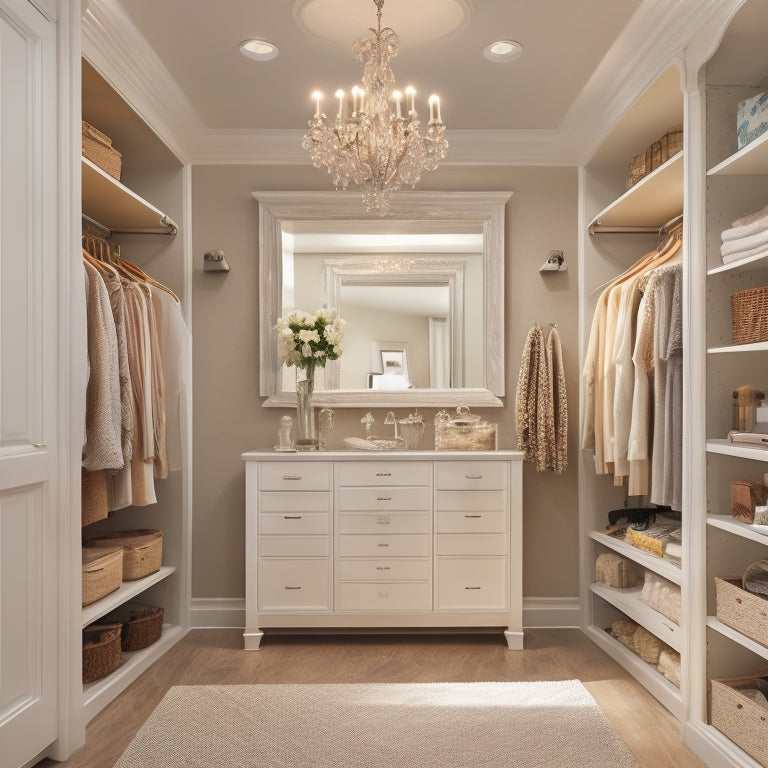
[114,681,639,768]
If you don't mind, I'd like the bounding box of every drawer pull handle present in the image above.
[464,514,482,519]
[378,543,390,548]
[465,586,482,590]
[376,566,391,571]
[377,518,391,525]
[378,591,389,598]
[376,472,392,477]
[465,474,483,480]
[377,497,392,501]
[282,475,302,481]
[284,586,302,590]
[284,515,302,519]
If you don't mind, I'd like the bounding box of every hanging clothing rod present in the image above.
[588,224,660,235]
[82,213,111,238]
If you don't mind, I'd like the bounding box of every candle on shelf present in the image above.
[312,91,322,119]
[405,86,416,117]
[393,90,402,118]
[335,89,344,119]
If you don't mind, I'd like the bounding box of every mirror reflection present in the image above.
[282,222,484,392]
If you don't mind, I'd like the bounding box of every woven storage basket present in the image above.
[82,546,123,606]
[659,124,683,162]
[82,622,123,683]
[710,674,768,766]
[715,576,768,647]
[85,529,162,581]
[626,152,647,189]
[106,601,164,651]
[731,285,768,344]
[82,120,122,180]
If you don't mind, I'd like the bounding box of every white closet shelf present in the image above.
[707,438,768,461]
[82,157,178,235]
[707,616,768,662]
[583,624,684,719]
[708,130,768,176]
[590,582,682,652]
[588,152,683,233]
[590,530,682,584]
[81,565,176,627]
[82,623,186,723]
[707,515,768,546]
[708,341,768,354]
[708,251,768,275]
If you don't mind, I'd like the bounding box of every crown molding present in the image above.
[82,0,203,164]
[82,0,741,168]
[562,0,741,164]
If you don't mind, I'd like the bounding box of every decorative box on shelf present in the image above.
[737,91,768,150]
[714,576,768,648]
[434,406,497,451]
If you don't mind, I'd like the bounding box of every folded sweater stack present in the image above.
[721,204,768,264]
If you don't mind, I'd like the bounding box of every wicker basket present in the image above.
[82,121,122,180]
[82,622,123,683]
[82,546,123,606]
[106,601,164,651]
[715,576,768,647]
[626,152,647,189]
[85,529,162,581]
[731,285,768,344]
[659,124,683,162]
[710,674,768,766]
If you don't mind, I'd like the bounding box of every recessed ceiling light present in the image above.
[483,39,522,63]
[240,39,279,61]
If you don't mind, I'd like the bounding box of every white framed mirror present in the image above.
[256,190,510,408]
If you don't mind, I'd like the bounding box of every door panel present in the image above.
[0,1,58,765]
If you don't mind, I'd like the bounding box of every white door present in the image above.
[0,1,59,765]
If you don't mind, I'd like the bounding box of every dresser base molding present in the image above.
[243,450,524,651]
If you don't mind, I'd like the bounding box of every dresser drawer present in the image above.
[338,558,431,582]
[260,512,330,536]
[436,558,507,611]
[338,486,430,512]
[260,462,331,491]
[338,511,429,535]
[337,581,432,612]
[260,536,329,557]
[337,461,430,487]
[436,489,506,514]
[259,558,330,611]
[436,533,507,556]
[436,461,507,490]
[436,509,506,534]
[338,534,431,558]
[260,491,331,514]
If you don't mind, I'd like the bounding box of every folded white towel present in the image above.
[721,227,768,256]
[722,243,768,264]
[722,205,768,242]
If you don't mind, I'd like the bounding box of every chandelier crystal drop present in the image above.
[301,0,448,216]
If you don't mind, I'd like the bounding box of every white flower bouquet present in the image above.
[275,308,345,376]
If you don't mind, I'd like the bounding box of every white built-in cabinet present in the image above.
[578,64,688,720]
[685,2,768,766]
[242,451,523,650]
[69,59,191,744]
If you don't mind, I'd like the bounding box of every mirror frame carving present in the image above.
[255,190,511,408]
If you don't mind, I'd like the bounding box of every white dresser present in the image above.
[242,450,524,649]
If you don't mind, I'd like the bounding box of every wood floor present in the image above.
[39,628,706,768]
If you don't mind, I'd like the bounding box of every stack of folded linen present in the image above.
[721,204,768,264]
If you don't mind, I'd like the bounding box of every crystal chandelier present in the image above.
[301,0,448,216]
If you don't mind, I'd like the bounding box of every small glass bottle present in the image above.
[318,408,335,451]
[276,414,295,451]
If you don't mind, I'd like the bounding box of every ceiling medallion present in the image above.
[301,0,448,216]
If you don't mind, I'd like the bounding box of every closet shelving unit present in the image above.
[688,3,768,764]
[78,59,190,724]
[579,64,687,720]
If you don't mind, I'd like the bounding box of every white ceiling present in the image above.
[106,0,642,132]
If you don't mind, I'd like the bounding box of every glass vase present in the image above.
[295,370,318,450]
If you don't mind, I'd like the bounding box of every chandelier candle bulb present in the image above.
[335,90,344,119]
[429,95,441,123]
[393,90,402,118]
[406,86,415,114]
[312,91,322,119]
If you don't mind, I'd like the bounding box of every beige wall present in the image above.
[191,164,579,601]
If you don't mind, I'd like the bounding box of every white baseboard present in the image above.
[190,597,580,630]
